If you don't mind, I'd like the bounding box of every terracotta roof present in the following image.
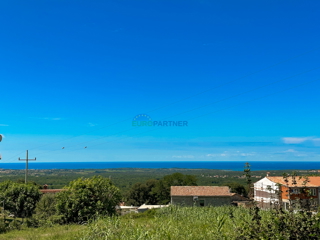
[40,189,64,194]
[267,176,320,187]
[231,193,249,201]
[171,186,231,196]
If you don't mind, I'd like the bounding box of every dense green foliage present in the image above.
[238,207,320,239]
[79,206,320,240]
[55,176,121,223]
[3,205,320,240]
[0,181,41,218]
[0,167,275,191]
[223,182,247,196]
[153,172,197,204]
[126,179,158,206]
[35,193,57,220]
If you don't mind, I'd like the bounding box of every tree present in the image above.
[55,176,121,223]
[0,181,41,218]
[243,162,253,199]
[35,193,56,219]
[126,179,158,206]
[153,173,197,204]
[16,179,41,188]
[223,182,247,196]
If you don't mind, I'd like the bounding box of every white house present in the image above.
[254,177,281,208]
[254,176,320,210]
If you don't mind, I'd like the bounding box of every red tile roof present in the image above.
[231,193,249,201]
[171,186,232,196]
[267,176,320,187]
[40,189,64,194]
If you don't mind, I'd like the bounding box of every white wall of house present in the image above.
[254,177,279,203]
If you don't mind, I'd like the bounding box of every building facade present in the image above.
[254,176,320,210]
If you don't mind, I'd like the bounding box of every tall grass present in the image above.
[0,224,83,240]
[80,206,320,240]
[2,205,320,239]
[80,206,253,240]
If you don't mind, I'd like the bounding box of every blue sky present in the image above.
[1,1,320,163]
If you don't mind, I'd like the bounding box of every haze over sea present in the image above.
[1,161,320,171]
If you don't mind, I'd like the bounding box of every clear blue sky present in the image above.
[1,0,320,163]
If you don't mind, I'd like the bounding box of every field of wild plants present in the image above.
[3,205,320,240]
[81,206,320,240]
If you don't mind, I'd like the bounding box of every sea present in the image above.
[0,161,320,171]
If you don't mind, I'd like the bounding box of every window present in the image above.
[291,188,300,194]
[310,188,317,196]
[199,200,205,207]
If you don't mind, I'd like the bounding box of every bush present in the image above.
[0,181,41,218]
[35,193,57,219]
[56,176,121,223]
[237,207,320,239]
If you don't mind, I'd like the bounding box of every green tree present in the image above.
[223,182,247,196]
[55,176,121,223]
[16,179,41,188]
[127,179,158,206]
[35,193,56,219]
[0,181,41,218]
[243,162,253,199]
[153,173,197,204]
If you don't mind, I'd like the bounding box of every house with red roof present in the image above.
[254,176,320,209]
[171,186,247,207]
[39,184,64,194]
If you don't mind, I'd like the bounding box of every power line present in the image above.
[36,76,320,159]
[36,64,320,155]
[18,150,36,184]
[10,47,319,156]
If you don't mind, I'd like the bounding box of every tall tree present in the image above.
[243,162,253,199]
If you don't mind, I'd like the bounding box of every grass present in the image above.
[0,224,84,240]
[80,206,252,240]
[1,205,319,239]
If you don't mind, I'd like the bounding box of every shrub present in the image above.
[56,176,121,223]
[0,181,41,218]
[35,193,57,219]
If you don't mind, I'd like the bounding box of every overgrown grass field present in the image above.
[1,206,320,240]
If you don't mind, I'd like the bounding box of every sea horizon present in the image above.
[1,161,320,171]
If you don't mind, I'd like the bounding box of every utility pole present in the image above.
[18,150,36,184]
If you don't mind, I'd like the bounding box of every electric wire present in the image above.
[34,64,320,156]
[36,76,320,160]
[4,47,319,159]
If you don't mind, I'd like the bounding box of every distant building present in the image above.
[254,176,320,210]
[171,186,245,207]
[40,189,64,194]
[116,205,138,215]
[137,204,169,213]
[40,184,63,194]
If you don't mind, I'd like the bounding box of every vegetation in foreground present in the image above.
[2,205,320,240]
[1,165,320,239]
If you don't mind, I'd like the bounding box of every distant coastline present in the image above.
[0,161,320,171]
